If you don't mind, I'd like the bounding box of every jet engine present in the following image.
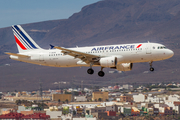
[99,56,116,67]
[99,57,133,71]
[116,63,133,71]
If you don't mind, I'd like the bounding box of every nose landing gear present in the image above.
[149,61,154,71]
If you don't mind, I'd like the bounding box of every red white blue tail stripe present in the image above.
[12,25,41,52]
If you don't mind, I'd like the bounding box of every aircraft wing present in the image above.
[54,46,101,64]
[5,52,30,58]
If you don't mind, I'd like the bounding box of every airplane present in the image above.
[5,25,174,77]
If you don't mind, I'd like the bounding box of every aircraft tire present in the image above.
[87,68,94,74]
[98,71,105,77]
[150,67,154,71]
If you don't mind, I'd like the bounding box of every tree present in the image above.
[73,110,76,115]
[58,99,61,104]
[98,98,102,102]
[11,93,16,96]
[65,99,69,103]
[15,99,21,105]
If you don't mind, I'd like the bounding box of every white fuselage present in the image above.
[10,43,174,67]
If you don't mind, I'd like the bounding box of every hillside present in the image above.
[0,0,180,91]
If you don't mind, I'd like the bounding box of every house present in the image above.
[158,106,173,116]
[106,105,117,112]
[174,101,180,114]
[105,111,116,116]
[86,106,106,115]
[92,92,108,102]
[123,84,133,90]
[92,112,121,120]
[52,94,72,102]
[0,112,50,119]
[145,94,164,103]
[91,112,108,120]
[154,108,159,115]
[131,107,140,116]
[167,94,180,101]
[164,107,173,115]
[147,108,154,116]
[133,93,145,102]
[120,94,133,102]
[121,107,131,116]
[74,96,87,102]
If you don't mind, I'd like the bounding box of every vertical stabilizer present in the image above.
[12,25,42,53]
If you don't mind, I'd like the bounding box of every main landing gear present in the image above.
[87,63,105,77]
[87,63,94,75]
[98,67,105,77]
[149,61,154,71]
[87,68,105,77]
[87,68,94,74]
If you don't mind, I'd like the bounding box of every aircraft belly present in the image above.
[44,56,79,67]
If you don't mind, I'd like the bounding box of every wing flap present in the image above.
[5,52,30,58]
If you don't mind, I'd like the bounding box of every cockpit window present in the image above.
[158,46,167,49]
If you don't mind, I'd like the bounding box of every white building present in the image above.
[145,94,164,103]
[164,94,180,113]
[133,93,145,102]
[73,118,97,120]
[46,111,62,119]
[123,84,133,90]
[165,101,179,112]
[167,94,180,101]
[74,96,87,102]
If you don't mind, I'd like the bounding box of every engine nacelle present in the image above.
[99,57,116,68]
[116,63,133,71]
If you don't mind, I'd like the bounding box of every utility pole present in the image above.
[71,79,74,102]
[58,82,61,94]
[39,80,43,109]
[81,80,83,95]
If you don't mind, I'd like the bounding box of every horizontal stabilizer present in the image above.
[50,44,55,49]
[5,52,30,58]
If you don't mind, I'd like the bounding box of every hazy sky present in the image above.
[0,0,100,28]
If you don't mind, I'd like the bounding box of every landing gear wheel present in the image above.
[87,68,94,74]
[150,67,154,71]
[98,71,105,77]
[149,61,154,72]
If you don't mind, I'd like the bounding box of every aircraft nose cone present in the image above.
[168,49,174,58]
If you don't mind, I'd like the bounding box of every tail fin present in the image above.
[12,25,42,53]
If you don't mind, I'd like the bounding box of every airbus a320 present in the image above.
[5,25,174,77]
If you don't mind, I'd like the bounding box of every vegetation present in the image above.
[15,100,48,108]
[58,99,61,103]
[11,93,16,96]
[98,98,102,102]
[148,84,177,91]
[65,99,68,104]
